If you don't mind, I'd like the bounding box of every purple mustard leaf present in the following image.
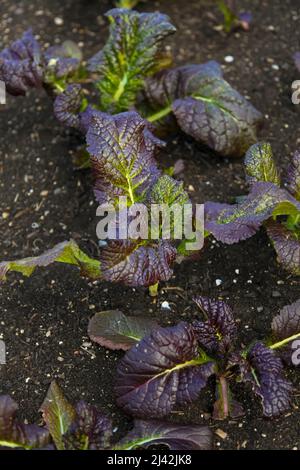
[115,322,215,418]
[240,343,293,418]
[192,296,237,355]
[0,29,43,95]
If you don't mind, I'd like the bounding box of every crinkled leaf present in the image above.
[0,240,101,282]
[240,343,292,418]
[87,111,163,205]
[54,84,86,130]
[0,396,50,449]
[88,9,176,113]
[293,52,300,72]
[44,40,82,79]
[149,175,190,239]
[244,142,280,186]
[115,322,215,418]
[146,61,223,109]
[79,105,95,134]
[88,310,158,351]
[150,175,190,206]
[40,381,76,450]
[285,150,300,200]
[116,419,213,450]
[192,296,237,355]
[267,221,300,275]
[63,402,112,450]
[100,240,176,287]
[205,182,300,244]
[145,62,262,157]
[0,29,43,95]
[53,84,92,132]
[271,299,300,365]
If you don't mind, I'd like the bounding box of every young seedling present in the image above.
[0,112,198,295]
[61,15,262,158]
[106,297,300,420]
[0,10,175,105]
[0,29,86,96]
[143,60,262,157]
[0,9,262,158]
[0,381,212,450]
[217,0,252,33]
[205,143,300,275]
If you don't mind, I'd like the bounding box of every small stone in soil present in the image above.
[224,55,234,63]
[272,291,281,298]
[54,17,64,25]
[161,301,171,310]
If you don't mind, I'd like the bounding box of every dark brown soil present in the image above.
[0,0,299,450]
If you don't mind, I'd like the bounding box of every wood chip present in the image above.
[215,428,228,440]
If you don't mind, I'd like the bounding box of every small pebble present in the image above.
[272,291,281,298]
[215,279,222,286]
[161,301,171,310]
[54,17,64,26]
[224,55,234,63]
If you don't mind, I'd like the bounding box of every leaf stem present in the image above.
[149,282,159,297]
[113,73,128,104]
[270,332,300,350]
[54,82,65,93]
[147,105,172,123]
[126,176,135,205]
[219,375,229,419]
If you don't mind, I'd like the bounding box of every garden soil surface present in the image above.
[0,0,299,450]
